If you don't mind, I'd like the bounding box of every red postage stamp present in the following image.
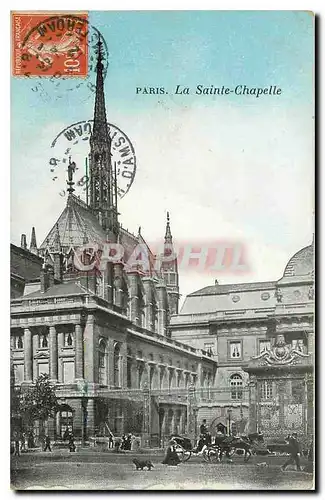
[12,12,89,77]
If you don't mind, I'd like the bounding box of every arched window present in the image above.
[127,347,132,389]
[98,339,108,386]
[230,374,243,400]
[113,343,121,387]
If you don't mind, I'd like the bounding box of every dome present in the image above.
[283,244,314,278]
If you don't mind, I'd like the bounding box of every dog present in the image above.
[133,458,154,471]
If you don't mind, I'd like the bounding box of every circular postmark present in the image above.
[20,14,108,103]
[49,120,136,200]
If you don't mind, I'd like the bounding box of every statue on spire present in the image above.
[67,158,76,194]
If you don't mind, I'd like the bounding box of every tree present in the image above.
[18,374,59,433]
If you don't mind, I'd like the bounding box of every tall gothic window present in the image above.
[127,347,132,389]
[98,339,108,386]
[230,374,243,400]
[113,343,121,387]
[138,363,144,389]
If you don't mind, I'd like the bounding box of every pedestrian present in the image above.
[44,435,52,452]
[130,434,136,451]
[281,433,301,471]
[21,432,26,452]
[28,431,35,448]
[14,438,20,456]
[114,437,121,452]
[126,434,132,451]
[108,431,114,449]
[68,434,76,452]
[162,439,181,466]
[120,434,127,450]
[200,419,208,436]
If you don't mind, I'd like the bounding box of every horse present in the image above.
[214,433,264,462]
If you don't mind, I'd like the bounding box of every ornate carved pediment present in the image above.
[253,335,309,365]
[34,350,49,359]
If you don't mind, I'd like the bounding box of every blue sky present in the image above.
[11,10,314,299]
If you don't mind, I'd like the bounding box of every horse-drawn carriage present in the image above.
[171,432,266,463]
[171,435,210,462]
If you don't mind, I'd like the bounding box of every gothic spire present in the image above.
[90,38,110,150]
[89,37,118,239]
[164,211,173,244]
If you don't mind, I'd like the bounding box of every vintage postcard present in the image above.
[10,11,315,490]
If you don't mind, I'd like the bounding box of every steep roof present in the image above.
[40,194,107,250]
[21,281,88,299]
[39,194,159,277]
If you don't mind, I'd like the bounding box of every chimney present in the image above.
[40,265,49,293]
[52,223,63,283]
[20,234,27,250]
[48,266,55,288]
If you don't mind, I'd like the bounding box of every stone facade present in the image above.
[170,243,314,440]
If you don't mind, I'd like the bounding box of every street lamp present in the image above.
[227,408,232,436]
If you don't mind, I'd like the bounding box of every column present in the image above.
[306,373,314,440]
[75,324,84,380]
[248,375,257,433]
[156,285,167,336]
[73,400,83,440]
[49,326,58,381]
[278,379,286,431]
[307,332,314,357]
[142,386,150,448]
[24,328,33,382]
[86,398,95,439]
[129,274,139,324]
[187,385,196,441]
[143,278,153,331]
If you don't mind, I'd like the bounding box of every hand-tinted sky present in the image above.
[11,10,314,301]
